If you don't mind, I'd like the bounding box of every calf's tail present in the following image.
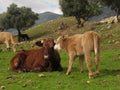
[93,33,100,55]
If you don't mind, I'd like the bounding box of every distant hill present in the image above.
[34,8,116,25]
[34,12,62,26]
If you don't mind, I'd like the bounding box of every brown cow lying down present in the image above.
[10,38,63,72]
[54,31,100,78]
[0,32,16,52]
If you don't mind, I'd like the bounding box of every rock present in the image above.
[115,41,120,45]
[22,80,33,87]
[99,16,118,24]
[6,75,17,80]
[86,80,90,84]
[22,84,27,87]
[0,86,5,89]
[38,74,45,78]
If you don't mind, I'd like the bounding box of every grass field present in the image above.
[0,48,120,90]
[0,17,120,90]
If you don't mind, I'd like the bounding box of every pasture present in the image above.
[0,17,120,90]
[0,48,120,90]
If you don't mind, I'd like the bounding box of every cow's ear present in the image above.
[35,41,43,47]
[54,40,56,44]
[62,35,68,40]
[40,38,47,43]
[40,39,44,43]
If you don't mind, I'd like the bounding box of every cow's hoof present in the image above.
[96,72,100,77]
[89,75,94,79]
[80,70,84,73]
[66,72,70,75]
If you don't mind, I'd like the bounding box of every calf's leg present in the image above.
[5,41,10,51]
[66,54,75,75]
[94,52,100,76]
[12,44,16,52]
[84,52,93,79]
[79,55,84,73]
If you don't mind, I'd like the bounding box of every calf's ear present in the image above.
[54,40,57,44]
[62,35,68,40]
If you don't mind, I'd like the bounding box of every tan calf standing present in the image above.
[0,32,16,52]
[54,31,100,78]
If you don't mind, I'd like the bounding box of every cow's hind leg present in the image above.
[84,52,93,79]
[66,54,75,75]
[79,55,84,73]
[94,52,100,76]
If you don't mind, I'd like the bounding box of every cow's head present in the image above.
[54,35,68,50]
[35,38,55,59]
[35,38,55,48]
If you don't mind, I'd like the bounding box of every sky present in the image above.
[0,0,62,14]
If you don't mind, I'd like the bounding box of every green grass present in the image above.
[1,17,120,90]
[0,48,120,90]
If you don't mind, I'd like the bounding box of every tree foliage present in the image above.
[0,13,6,30]
[59,0,103,27]
[100,0,120,21]
[1,3,38,35]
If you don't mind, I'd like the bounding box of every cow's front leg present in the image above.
[66,54,75,75]
[45,62,53,72]
[5,41,10,51]
[31,66,43,72]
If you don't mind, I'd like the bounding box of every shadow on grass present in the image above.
[62,66,120,78]
[100,69,120,78]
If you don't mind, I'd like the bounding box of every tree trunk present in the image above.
[116,8,120,22]
[75,16,83,28]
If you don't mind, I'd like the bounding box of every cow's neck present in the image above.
[44,47,54,56]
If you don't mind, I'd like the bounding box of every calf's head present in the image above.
[54,35,68,50]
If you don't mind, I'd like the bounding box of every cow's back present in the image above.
[64,31,100,55]
[65,34,84,55]
[22,49,47,70]
[81,31,100,52]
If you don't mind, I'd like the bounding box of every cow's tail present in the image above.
[93,33,100,55]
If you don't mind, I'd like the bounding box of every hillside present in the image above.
[25,16,120,51]
[34,12,62,26]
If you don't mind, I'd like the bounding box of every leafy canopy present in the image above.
[100,0,120,22]
[1,3,38,31]
[59,0,103,27]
